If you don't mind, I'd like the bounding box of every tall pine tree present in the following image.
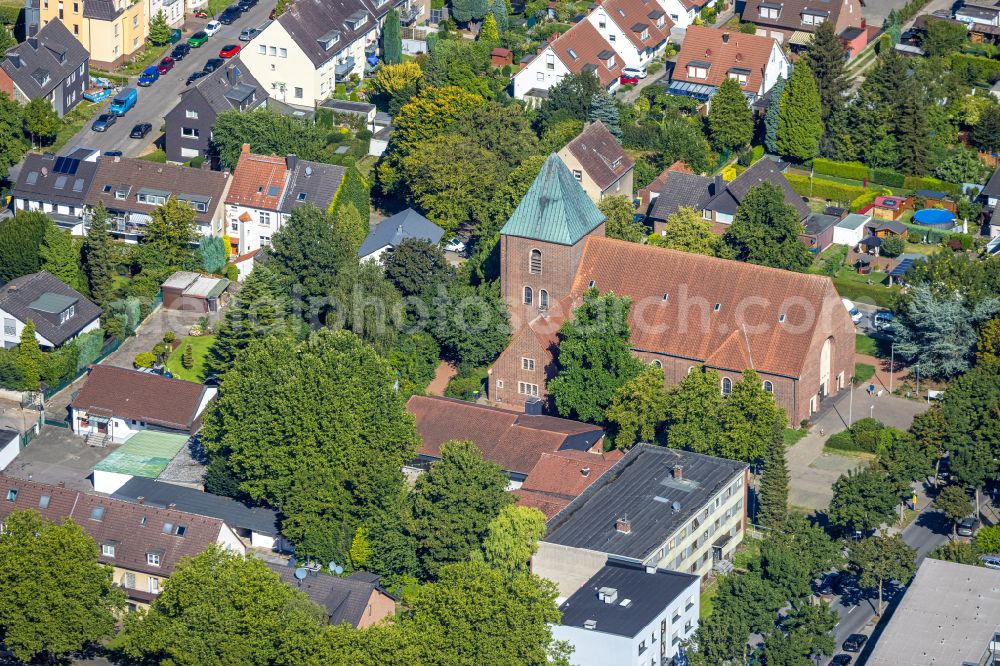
[802,20,848,123]
[479,13,499,42]
[757,420,790,529]
[489,0,508,32]
[776,61,823,161]
[894,79,931,175]
[383,8,402,65]
[40,222,86,293]
[708,78,753,152]
[588,92,621,140]
[764,76,785,154]
[83,203,115,306]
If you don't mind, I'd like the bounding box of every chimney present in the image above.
[673,465,683,480]
[137,496,144,505]
[722,31,730,44]
[41,166,47,177]
[581,467,591,477]
[615,516,631,534]
[286,154,298,171]
[524,396,543,415]
[58,481,65,487]
[598,587,619,604]
[241,143,251,154]
[714,173,724,194]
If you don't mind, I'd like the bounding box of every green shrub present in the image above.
[813,158,870,181]
[903,175,961,197]
[881,235,905,257]
[785,174,867,202]
[825,430,858,452]
[850,417,886,452]
[444,367,488,401]
[225,264,239,282]
[0,6,21,24]
[949,53,1000,86]
[134,352,156,369]
[751,145,764,162]
[975,525,1000,554]
[871,167,905,188]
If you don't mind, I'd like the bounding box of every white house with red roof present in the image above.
[585,0,672,69]
[513,20,623,102]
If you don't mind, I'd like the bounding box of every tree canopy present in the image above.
[722,182,812,271]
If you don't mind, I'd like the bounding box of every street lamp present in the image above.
[849,375,855,426]
[889,341,895,395]
[870,403,874,420]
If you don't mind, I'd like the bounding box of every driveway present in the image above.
[63,1,276,158]
[786,385,930,510]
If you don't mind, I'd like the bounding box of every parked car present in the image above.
[204,19,222,35]
[91,113,116,132]
[187,31,209,47]
[203,58,224,73]
[830,656,852,666]
[957,515,980,537]
[157,56,175,74]
[103,150,123,157]
[238,0,258,9]
[186,71,208,85]
[842,297,863,325]
[873,310,894,329]
[622,65,646,79]
[268,7,275,19]
[218,6,242,24]
[619,74,639,85]
[109,86,137,115]
[817,572,842,595]
[239,26,259,40]
[130,122,152,139]
[193,8,208,17]
[980,554,1000,570]
[137,65,160,86]
[842,634,868,653]
[170,43,191,60]
[443,238,466,253]
[219,44,241,58]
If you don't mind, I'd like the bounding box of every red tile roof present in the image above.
[0,477,231,580]
[549,20,623,88]
[602,0,672,52]
[406,395,604,475]
[672,25,778,93]
[71,365,211,432]
[568,236,848,378]
[226,144,289,211]
[521,449,623,497]
[564,121,636,191]
[511,488,572,518]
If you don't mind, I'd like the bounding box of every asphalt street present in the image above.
[822,506,952,665]
[68,0,275,158]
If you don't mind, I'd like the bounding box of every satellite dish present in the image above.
[294,567,308,580]
[334,565,343,575]
[671,501,682,513]
[328,562,337,573]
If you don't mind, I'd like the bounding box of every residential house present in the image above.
[742,0,863,49]
[71,365,217,444]
[657,0,708,29]
[799,212,839,253]
[10,148,100,234]
[982,164,1000,209]
[358,208,443,263]
[147,0,182,28]
[240,0,427,107]
[533,445,749,596]
[832,212,871,246]
[113,476,291,552]
[0,477,245,610]
[551,562,701,666]
[39,0,146,69]
[513,20,623,102]
[557,121,635,203]
[956,3,1000,27]
[161,271,230,313]
[490,154,855,424]
[585,0,672,70]
[86,156,232,242]
[645,169,713,227]
[668,26,788,104]
[267,564,397,627]
[867,558,1000,664]
[0,19,88,116]
[319,98,377,128]
[406,395,618,516]
[0,271,101,350]
[223,145,345,254]
[164,59,266,164]
[839,24,868,57]
[0,429,19,471]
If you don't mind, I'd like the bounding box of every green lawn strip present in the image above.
[854,362,876,384]
[119,43,171,76]
[49,101,100,153]
[165,335,215,382]
[139,149,167,163]
[699,578,718,620]
[855,333,877,356]
[783,427,807,447]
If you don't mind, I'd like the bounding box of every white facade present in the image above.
[0,430,19,471]
[659,0,696,28]
[513,45,571,100]
[71,388,217,443]
[0,305,100,350]
[224,203,288,254]
[93,468,133,494]
[833,214,871,247]
[13,197,86,235]
[585,7,668,69]
[148,0,183,28]
[760,40,790,97]
[551,576,700,666]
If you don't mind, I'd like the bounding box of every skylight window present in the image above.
[39,495,50,509]
[296,192,306,201]
[90,505,105,521]
[5,489,16,502]
[162,522,173,534]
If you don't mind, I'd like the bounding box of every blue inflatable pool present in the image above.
[913,208,955,227]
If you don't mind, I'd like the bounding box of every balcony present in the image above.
[334,56,355,78]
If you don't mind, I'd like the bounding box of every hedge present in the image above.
[825,430,861,452]
[903,175,962,197]
[949,53,1000,86]
[785,174,867,202]
[871,167,905,188]
[813,158,869,181]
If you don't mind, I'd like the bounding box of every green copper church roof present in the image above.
[500,153,606,246]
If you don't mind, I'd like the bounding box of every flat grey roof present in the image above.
[867,558,1000,664]
[837,213,871,230]
[543,445,747,561]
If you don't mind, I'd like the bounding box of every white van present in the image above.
[842,298,863,325]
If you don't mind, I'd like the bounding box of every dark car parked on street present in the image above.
[186,71,208,85]
[91,113,116,132]
[130,122,152,139]
[830,656,852,666]
[218,5,242,24]
[170,43,191,60]
[842,634,868,653]
[203,58,224,73]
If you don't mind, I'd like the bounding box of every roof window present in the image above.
[39,495,50,509]
[90,505,105,521]
[5,489,16,501]
[162,522,173,534]
[714,303,721,312]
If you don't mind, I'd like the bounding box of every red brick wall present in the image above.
[0,70,15,101]
[487,323,558,408]
[499,224,605,330]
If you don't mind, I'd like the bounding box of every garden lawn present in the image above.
[783,428,807,447]
[831,266,898,309]
[165,335,215,382]
[854,362,876,384]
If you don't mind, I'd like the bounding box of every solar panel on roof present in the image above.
[52,156,79,174]
[267,185,280,197]
[53,156,65,172]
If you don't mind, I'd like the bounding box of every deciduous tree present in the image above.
[40,222,86,292]
[663,367,724,453]
[0,92,28,180]
[723,182,812,271]
[848,534,916,615]
[605,365,671,448]
[598,194,644,242]
[647,207,721,256]
[0,510,124,663]
[0,210,48,281]
[384,238,454,297]
[936,483,973,531]
[716,369,787,462]
[22,97,59,147]
[827,466,900,535]
[481,504,547,577]
[144,197,198,269]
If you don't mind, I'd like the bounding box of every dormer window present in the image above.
[641,28,649,39]
[147,552,161,566]
[597,49,616,69]
[687,61,710,79]
[59,305,75,324]
[801,10,826,24]
[317,29,341,50]
[657,16,665,27]
[759,2,781,19]
[728,67,750,85]
[102,543,115,557]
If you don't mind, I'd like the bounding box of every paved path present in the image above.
[786,385,930,510]
[425,361,457,396]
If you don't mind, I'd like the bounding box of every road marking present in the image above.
[847,606,856,614]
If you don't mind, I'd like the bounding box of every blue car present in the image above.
[137,65,159,86]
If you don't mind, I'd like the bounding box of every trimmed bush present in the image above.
[949,53,1000,86]
[825,430,859,452]
[871,168,905,188]
[814,158,870,181]
[752,145,764,162]
[903,175,961,197]
[785,174,867,202]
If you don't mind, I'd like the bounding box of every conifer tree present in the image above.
[383,8,402,65]
[83,203,115,306]
[16,321,43,391]
[764,76,785,154]
[40,222,86,293]
[802,20,848,123]
[489,0,508,32]
[479,13,499,42]
[776,61,823,161]
[757,420,790,529]
[708,77,753,152]
[588,92,621,140]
